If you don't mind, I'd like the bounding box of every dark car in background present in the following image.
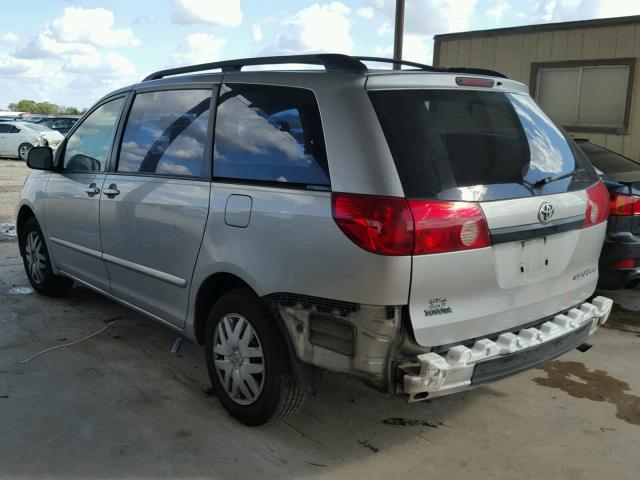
[29,116,79,135]
[576,139,640,289]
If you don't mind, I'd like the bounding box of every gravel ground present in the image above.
[0,158,29,223]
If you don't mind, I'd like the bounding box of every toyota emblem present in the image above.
[538,202,554,224]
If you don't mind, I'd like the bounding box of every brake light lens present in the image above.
[332,193,491,256]
[612,259,635,269]
[332,193,414,255]
[609,194,640,216]
[409,200,491,254]
[583,181,609,227]
[455,77,495,88]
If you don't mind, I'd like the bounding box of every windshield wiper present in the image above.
[533,168,586,188]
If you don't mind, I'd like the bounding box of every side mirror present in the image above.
[27,147,54,170]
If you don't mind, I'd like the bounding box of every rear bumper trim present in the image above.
[400,296,613,401]
[471,322,590,386]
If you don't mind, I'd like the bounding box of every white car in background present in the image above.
[0,121,64,160]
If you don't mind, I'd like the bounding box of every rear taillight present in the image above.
[409,200,491,254]
[332,193,491,256]
[612,259,635,269]
[583,181,609,227]
[609,194,640,216]
[332,193,414,255]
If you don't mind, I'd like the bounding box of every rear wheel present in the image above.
[205,289,305,426]
[21,218,73,296]
[18,143,33,161]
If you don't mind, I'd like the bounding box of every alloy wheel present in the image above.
[19,144,32,161]
[25,231,46,284]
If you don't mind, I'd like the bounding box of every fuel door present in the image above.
[225,194,252,228]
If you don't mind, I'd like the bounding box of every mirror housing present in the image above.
[27,147,54,170]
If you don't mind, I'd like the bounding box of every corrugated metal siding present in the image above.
[436,23,640,160]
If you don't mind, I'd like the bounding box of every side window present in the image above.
[63,97,125,172]
[0,124,11,133]
[10,126,20,133]
[117,89,211,177]
[213,84,330,187]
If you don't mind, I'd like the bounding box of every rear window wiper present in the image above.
[533,168,586,188]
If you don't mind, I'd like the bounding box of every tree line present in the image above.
[7,99,86,116]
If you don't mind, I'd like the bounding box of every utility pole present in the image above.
[393,0,405,70]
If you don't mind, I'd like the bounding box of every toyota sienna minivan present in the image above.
[17,54,613,425]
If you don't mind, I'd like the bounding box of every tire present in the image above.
[21,217,73,296]
[18,143,33,161]
[205,289,306,426]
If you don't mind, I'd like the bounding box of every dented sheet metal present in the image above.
[400,296,613,401]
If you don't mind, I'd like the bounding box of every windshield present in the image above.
[369,89,598,201]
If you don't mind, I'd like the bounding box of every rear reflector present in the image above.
[332,193,491,256]
[455,77,494,88]
[612,259,635,269]
[609,194,640,216]
[583,181,609,227]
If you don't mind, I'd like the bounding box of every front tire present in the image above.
[205,289,305,426]
[21,218,73,296]
[18,143,33,161]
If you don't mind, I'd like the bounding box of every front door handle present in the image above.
[85,183,100,197]
[103,184,120,198]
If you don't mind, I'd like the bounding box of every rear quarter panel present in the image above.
[186,183,412,337]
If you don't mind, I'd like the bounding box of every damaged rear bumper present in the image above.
[400,296,613,401]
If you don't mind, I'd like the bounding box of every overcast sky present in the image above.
[1,0,639,109]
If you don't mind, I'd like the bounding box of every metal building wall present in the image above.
[434,20,640,160]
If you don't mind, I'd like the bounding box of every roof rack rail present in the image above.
[142,53,508,82]
[143,54,367,81]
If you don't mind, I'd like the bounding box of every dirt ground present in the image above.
[0,158,639,479]
[0,158,28,223]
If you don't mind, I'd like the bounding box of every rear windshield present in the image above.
[369,90,598,201]
[577,141,640,175]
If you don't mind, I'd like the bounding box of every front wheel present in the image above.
[18,143,33,161]
[205,289,305,426]
[21,218,73,296]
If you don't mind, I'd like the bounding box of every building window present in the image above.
[531,59,635,134]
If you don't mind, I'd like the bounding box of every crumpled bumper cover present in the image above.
[401,296,613,401]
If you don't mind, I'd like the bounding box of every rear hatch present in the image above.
[368,79,607,347]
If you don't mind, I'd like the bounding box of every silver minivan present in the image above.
[17,54,613,425]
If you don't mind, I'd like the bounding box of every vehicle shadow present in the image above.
[0,260,482,479]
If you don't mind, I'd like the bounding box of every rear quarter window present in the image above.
[213,84,330,188]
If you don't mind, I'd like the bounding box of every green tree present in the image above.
[9,99,37,113]
[35,102,58,115]
[7,99,85,115]
[60,106,85,115]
